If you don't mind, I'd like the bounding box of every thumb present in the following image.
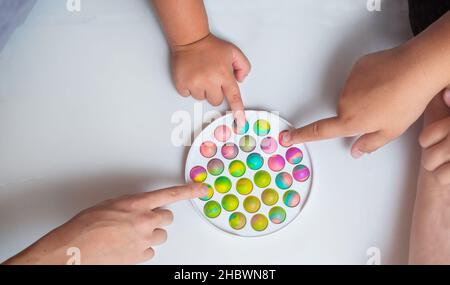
[231,46,251,82]
[351,131,390,159]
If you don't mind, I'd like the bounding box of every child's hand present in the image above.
[171,34,251,125]
[284,46,445,158]
[4,184,208,265]
[419,89,450,185]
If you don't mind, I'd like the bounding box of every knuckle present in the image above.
[209,95,224,106]
[161,209,174,225]
[133,214,150,229]
[418,132,428,148]
[167,188,181,199]
[160,230,168,243]
[436,171,450,186]
[421,153,435,172]
[145,248,155,260]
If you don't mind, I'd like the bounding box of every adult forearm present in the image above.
[152,0,210,50]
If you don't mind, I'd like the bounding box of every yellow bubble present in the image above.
[261,188,279,206]
[243,196,261,213]
[236,178,253,195]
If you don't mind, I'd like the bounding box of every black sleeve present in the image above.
[409,0,450,35]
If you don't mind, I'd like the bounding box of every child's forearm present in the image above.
[152,0,210,50]
[403,11,450,100]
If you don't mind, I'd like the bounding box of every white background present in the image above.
[0,0,419,264]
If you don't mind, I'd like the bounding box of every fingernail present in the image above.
[199,184,210,196]
[351,149,364,159]
[283,132,291,144]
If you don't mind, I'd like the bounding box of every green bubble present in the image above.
[214,176,232,193]
[261,188,279,206]
[199,184,214,201]
[228,160,246,177]
[236,178,253,195]
[221,194,239,212]
[254,119,271,136]
[243,196,261,213]
[254,170,271,188]
[203,201,221,218]
[246,153,264,170]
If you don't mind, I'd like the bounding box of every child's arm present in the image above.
[283,12,450,158]
[152,0,250,125]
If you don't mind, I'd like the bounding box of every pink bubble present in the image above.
[286,147,303,164]
[292,165,310,182]
[214,125,231,142]
[268,155,285,172]
[260,137,278,154]
[221,143,239,160]
[200,141,217,158]
[189,166,207,182]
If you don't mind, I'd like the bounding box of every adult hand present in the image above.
[4,183,208,265]
[419,89,450,185]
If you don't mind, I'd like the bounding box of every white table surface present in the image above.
[0,0,420,265]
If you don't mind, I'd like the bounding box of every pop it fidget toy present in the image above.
[185,111,313,237]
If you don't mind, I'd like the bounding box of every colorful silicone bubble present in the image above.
[199,184,214,201]
[251,214,268,231]
[221,143,239,160]
[243,196,261,213]
[228,160,246,177]
[293,164,311,182]
[254,170,271,188]
[236,178,253,195]
[268,154,285,172]
[214,176,232,193]
[246,153,264,170]
[221,194,239,212]
[200,141,217,158]
[283,190,300,207]
[261,188,279,206]
[239,135,256,152]
[190,166,207,182]
[260,137,278,154]
[229,212,246,230]
[233,120,249,135]
[275,172,293,190]
[254,119,271,136]
[214,125,231,142]
[286,147,303,164]
[203,200,221,218]
[207,158,224,176]
[269,206,286,224]
[279,130,292,147]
